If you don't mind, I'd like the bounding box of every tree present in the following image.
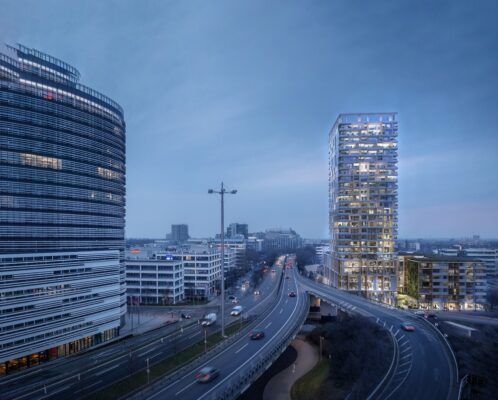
[295,246,316,272]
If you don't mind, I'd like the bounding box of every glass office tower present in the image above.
[328,113,398,302]
[0,45,126,374]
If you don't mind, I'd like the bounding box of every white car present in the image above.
[230,306,243,316]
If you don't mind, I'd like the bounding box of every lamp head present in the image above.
[231,190,237,194]
[208,189,214,194]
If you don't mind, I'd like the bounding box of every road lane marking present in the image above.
[150,271,296,400]
[400,353,412,360]
[39,385,72,400]
[138,347,157,358]
[394,329,400,336]
[235,343,249,354]
[188,331,200,339]
[265,322,272,329]
[399,360,411,367]
[74,379,103,394]
[196,270,301,400]
[400,347,411,355]
[279,308,283,314]
[95,364,121,376]
[150,352,162,359]
[174,380,197,396]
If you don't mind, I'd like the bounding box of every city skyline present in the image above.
[1,0,497,239]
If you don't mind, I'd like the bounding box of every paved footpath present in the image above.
[263,337,319,400]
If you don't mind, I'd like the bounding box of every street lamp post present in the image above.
[209,182,237,338]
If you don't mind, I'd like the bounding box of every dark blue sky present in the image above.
[1,0,497,238]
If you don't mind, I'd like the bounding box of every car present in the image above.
[228,295,238,304]
[413,310,425,316]
[271,269,276,273]
[196,366,220,383]
[181,313,192,319]
[249,329,265,340]
[285,276,290,280]
[400,322,415,332]
[254,290,260,295]
[288,291,296,297]
[231,305,243,316]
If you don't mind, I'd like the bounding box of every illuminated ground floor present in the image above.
[0,327,119,376]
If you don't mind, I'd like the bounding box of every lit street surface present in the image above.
[0,269,281,400]
[297,274,460,400]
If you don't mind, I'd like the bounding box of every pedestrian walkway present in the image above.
[263,337,319,400]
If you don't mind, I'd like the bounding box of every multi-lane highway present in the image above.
[134,267,307,400]
[297,274,460,400]
[0,267,281,400]
[2,260,461,400]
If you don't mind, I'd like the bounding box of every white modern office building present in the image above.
[171,246,222,300]
[327,113,398,302]
[214,237,246,269]
[125,251,184,305]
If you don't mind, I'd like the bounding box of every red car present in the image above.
[196,367,220,383]
[249,329,265,340]
[400,322,415,332]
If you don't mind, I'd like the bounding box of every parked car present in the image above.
[400,322,415,332]
[231,306,243,316]
[249,329,265,340]
[288,291,296,297]
[413,310,425,316]
[196,366,220,383]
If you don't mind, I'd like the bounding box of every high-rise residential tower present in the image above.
[0,45,126,374]
[327,113,398,302]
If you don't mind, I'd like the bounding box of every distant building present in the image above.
[315,245,330,265]
[439,247,497,278]
[465,248,497,277]
[171,224,189,243]
[247,236,264,252]
[125,250,184,305]
[227,223,248,239]
[263,228,303,251]
[327,113,398,303]
[398,254,486,310]
[214,237,247,269]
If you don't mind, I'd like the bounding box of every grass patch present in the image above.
[291,359,329,400]
[85,320,249,400]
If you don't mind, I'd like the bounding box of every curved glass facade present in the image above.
[0,44,126,372]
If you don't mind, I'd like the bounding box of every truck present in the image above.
[201,313,217,326]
